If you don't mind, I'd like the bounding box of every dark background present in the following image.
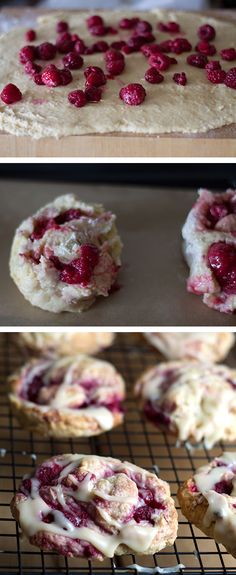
[1,163,236,188]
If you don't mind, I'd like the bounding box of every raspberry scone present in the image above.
[0,11,236,139]
[178,452,236,558]
[9,194,122,313]
[182,188,236,314]
[13,332,115,357]
[135,361,236,447]
[144,332,235,363]
[8,355,125,437]
[11,453,178,559]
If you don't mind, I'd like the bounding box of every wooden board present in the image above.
[0,8,235,158]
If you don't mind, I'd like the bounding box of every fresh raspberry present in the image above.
[187,53,208,68]
[68,89,87,107]
[107,26,118,35]
[87,15,104,28]
[220,48,236,61]
[206,69,226,84]
[19,45,36,64]
[24,61,41,75]
[84,86,102,102]
[158,21,180,33]
[119,17,139,29]
[158,40,173,53]
[198,24,216,41]
[74,40,86,54]
[125,36,144,52]
[173,72,187,85]
[89,25,107,37]
[62,51,83,69]
[111,40,126,50]
[56,21,69,33]
[25,29,36,42]
[41,64,61,87]
[92,41,109,52]
[37,42,57,60]
[33,73,44,85]
[84,47,95,55]
[71,34,79,42]
[84,65,104,78]
[106,59,125,75]
[85,70,106,88]
[56,33,75,54]
[205,60,221,71]
[141,43,162,57]
[208,241,236,294]
[119,83,146,105]
[144,67,164,83]
[135,20,152,33]
[224,67,236,89]
[171,38,192,54]
[59,69,73,85]
[148,53,170,71]
[0,83,22,104]
[196,40,216,56]
[133,506,152,523]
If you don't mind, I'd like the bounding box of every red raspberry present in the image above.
[205,60,221,71]
[119,83,146,105]
[135,20,152,33]
[37,42,57,60]
[84,86,102,102]
[187,53,208,68]
[85,70,107,88]
[59,69,73,85]
[111,41,126,50]
[92,41,109,52]
[220,48,236,61]
[68,89,87,107]
[84,47,95,55]
[19,45,36,64]
[71,34,79,42]
[158,21,180,33]
[105,48,124,61]
[74,40,86,54]
[24,61,41,75]
[158,40,173,53]
[56,33,74,54]
[173,72,187,85]
[84,65,104,77]
[106,59,125,75]
[119,18,139,29]
[107,26,118,35]
[224,67,236,90]
[125,36,144,52]
[206,69,226,84]
[87,15,104,28]
[33,73,44,85]
[89,25,107,36]
[41,64,61,87]
[198,24,216,41]
[196,41,216,56]
[0,83,22,104]
[56,21,69,33]
[62,51,83,69]
[144,67,164,84]
[149,53,170,71]
[25,29,36,42]
[171,38,192,54]
[141,43,161,57]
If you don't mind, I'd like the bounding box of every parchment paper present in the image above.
[1,179,236,327]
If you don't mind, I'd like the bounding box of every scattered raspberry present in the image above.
[141,43,162,57]
[85,70,106,88]
[171,38,192,54]
[119,17,139,30]
[196,40,216,56]
[107,26,118,35]
[148,53,170,71]
[135,20,152,33]
[205,60,221,71]
[56,21,69,34]
[37,42,57,60]
[74,40,86,54]
[173,72,187,85]
[56,33,75,54]
[0,83,22,104]
[87,15,104,28]
[92,41,109,52]
[71,34,79,42]
[84,65,104,78]
[158,40,173,53]
[85,86,102,102]
[41,64,61,87]
[104,49,125,75]
[59,69,73,85]
[206,69,226,84]
[187,53,208,68]
[119,83,146,105]
[144,67,164,83]
[125,36,144,52]
[198,24,216,41]
[220,48,236,61]
[111,40,126,50]
[25,29,36,42]
[33,73,44,85]
[68,89,87,107]
[158,21,180,33]
[89,25,107,37]
[62,51,83,69]
[19,45,36,64]
[24,61,41,75]
[224,67,236,89]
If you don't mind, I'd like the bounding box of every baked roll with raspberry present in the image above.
[182,188,236,314]
[11,454,178,560]
[144,332,234,363]
[12,332,115,357]
[9,194,122,313]
[178,452,236,559]
[135,360,236,447]
[8,355,125,437]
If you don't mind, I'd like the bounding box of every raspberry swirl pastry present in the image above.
[11,454,178,560]
[13,332,115,357]
[144,333,234,363]
[135,361,236,447]
[182,188,236,314]
[9,194,122,313]
[178,452,236,559]
[8,355,125,437]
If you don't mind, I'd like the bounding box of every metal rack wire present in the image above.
[1,333,236,575]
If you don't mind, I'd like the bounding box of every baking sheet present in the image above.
[1,180,236,327]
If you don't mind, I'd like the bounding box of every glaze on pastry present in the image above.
[9,194,122,313]
[13,332,115,356]
[144,332,235,362]
[182,188,236,314]
[135,360,236,447]
[178,452,236,559]
[8,355,125,437]
[11,453,178,559]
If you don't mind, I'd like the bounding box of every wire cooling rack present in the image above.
[1,333,236,575]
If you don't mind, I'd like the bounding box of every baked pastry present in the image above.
[12,332,115,356]
[8,354,125,437]
[178,451,236,558]
[144,332,235,363]
[9,194,122,313]
[182,188,236,314]
[0,11,235,138]
[11,453,178,559]
[135,360,236,447]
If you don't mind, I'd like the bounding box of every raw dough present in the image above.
[0,10,235,138]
